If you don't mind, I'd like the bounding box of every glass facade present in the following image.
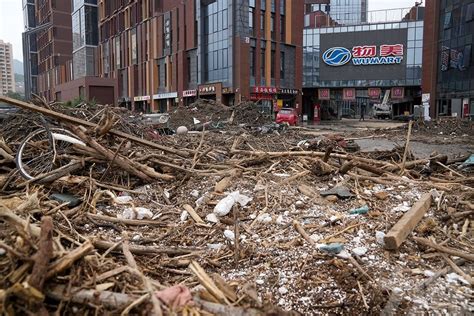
[437,0,474,111]
[303,21,424,88]
[312,0,368,25]
[201,0,230,83]
[72,0,98,79]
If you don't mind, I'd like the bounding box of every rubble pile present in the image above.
[413,117,474,138]
[169,99,270,130]
[0,96,472,315]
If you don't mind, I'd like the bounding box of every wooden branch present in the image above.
[46,240,94,279]
[441,254,473,285]
[87,214,167,227]
[413,237,474,262]
[189,261,231,305]
[183,204,204,224]
[93,239,199,256]
[293,220,315,245]
[400,120,413,174]
[384,193,432,250]
[0,96,189,157]
[70,126,174,182]
[29,216,54,290]
[46,284,138,310]
[122,241,162,316]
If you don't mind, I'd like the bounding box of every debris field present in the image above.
[0,95,472,315]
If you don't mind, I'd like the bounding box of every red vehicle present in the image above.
[276,108,298,126]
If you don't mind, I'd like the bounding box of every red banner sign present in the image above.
[343,88,356,101]
[368,88,381,99]
[318,88,330,100]
[391,87,405,99]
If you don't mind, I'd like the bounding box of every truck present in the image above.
[373,90,392,119]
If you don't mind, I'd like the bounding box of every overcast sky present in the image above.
[0,0,419,62]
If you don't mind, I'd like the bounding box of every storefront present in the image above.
[303,19,424,121]
[278,88,299,109]
[153,92,178,113]
[250,87,277,116]
[118,97,132,110]
[133,95,151,113]
[198,83,222,104]
[222,87,235,106]
[182,89,197,106]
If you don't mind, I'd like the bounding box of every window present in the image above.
[250,47,256,76]
[271,49,275,78]
[187,57,191,82]
[280,0,285,15]
[261,48,265,79]
[261,11,265,33]
[280,51,285,79]
[249,7,254,30]
[462,45,471,69]
[280,15,285,41]
[444,12,452,29]
[466,3,474,22]
[271,13,275,39]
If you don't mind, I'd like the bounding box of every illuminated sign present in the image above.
[182,90,197,97]
[368,88,381,99]
[318,88,330,100]
[253,87,277,94]
[323,44,404,67]
[343,88,356,101]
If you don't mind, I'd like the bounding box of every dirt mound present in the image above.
[231,101,271,126]
[413,118,473,137]
[169,99,232,129]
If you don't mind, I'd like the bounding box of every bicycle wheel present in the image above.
[16,128,80,180]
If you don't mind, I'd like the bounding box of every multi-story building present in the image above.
[23,0,116,104]
[97,0,304,112]
[422,0,474,119]
[34,0,74,101]
[0,40,16,96]
[302,6,424,121]
[305,0,368,27]
[22,0,39,98]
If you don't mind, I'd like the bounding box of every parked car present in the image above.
[276,108,298,126]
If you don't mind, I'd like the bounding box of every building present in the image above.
[22,0,39,98]
[34,0,74,101]
[422,0,474,119]
[305,0,368,26]
[302,6,424,121]
[23,0,116,104]
[97,0,304,112]
[0,40,15,96]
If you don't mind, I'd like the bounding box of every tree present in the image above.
[5,91,25,101]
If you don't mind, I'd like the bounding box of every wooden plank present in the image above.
[0,96,189,157]
[183,204,204,224]
[384,193,432,250]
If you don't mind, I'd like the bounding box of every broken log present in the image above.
[93,240,200,256]
[413,237,474,262]
[46,240,94,279]
[29,217,54,290]
[46,284,138,310]
[384,193,432,250]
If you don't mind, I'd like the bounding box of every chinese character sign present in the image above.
[352,46,377,58]
[318,89,330,100]
[368,88,381,99]
[391,87,405,99]
[380,44,404,57]
[343,88,356,101]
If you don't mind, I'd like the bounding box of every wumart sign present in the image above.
[323,44,404,67]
